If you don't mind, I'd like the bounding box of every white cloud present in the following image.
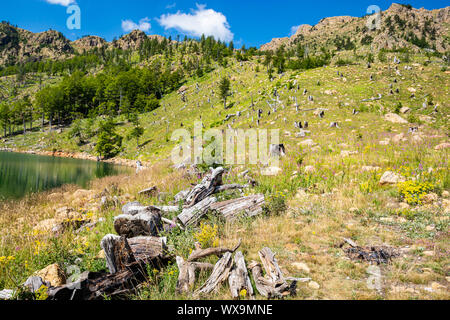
[158,4,233,42]
[122,18,151,33]
[166,3,177,9]
[290,25,300,36]
[45,0,76,6]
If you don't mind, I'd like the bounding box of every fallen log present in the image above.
[184,167,224,207]
[177,196,217,227]
[228,251,255,299]
[101,234,169,274]
[214,184,249,193]
[248,261,289,299]
[188,239,241,262]
[175,257,214,294]
[259,247,285,284]
[210,194,265,220]
[195,252,233,295]
[248,247,292,299]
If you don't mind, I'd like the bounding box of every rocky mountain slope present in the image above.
[0,25,166,65]
[261,3,450,53]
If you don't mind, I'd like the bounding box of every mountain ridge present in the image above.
[260,3,450,53]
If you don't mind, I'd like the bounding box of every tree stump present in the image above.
[228,251,255,299]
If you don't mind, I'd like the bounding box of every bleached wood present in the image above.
[228,251,255,299]
[195,252,233,295]
[210,194,265,220]
[177,196,217,227]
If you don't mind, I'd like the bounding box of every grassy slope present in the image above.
[0,52,449,300]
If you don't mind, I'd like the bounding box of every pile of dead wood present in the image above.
[340,238,399,265]
[176,242,309,299]
[44,167,273,300]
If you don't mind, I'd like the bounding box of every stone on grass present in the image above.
[379,171,405,185]
[292,262,310,273]
[308,281,320,290]
[384,113,408,124]
[36,263,66,287]
[435,143,450,150]
[261,166,282,176]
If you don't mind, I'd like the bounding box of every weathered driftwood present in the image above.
[177,196,217,227]
[259,247,285,284]
[114,208,163,238]
[210,195,265,220]
[188,239,241,262]
[228,251,255,299]
[184,167,224,207]
[195,252,233,295]
[175,257,214,294]
[248,261,289,299]
[247,247,292,299]
[101,234,169,274]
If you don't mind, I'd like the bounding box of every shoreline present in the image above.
[0,147,148,168]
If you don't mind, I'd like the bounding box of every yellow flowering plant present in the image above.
[398,181,434,205]
[194,223,219,248]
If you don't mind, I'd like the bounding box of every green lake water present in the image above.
[0,151,131,200]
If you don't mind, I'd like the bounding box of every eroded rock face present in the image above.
[72,36,106,53]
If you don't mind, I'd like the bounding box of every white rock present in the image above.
[384,113,408,124]
[379,171,406,185]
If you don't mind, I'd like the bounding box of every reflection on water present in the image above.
[0,151,131,200]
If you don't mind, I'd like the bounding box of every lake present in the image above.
[0,151,131,200]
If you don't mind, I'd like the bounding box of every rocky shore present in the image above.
[0,147,147,168]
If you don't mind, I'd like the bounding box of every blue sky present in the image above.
[1,0,448,47]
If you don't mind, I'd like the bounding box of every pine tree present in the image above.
[219,76,231,109]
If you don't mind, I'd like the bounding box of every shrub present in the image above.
[194,223,219,248]
[263,191,287,216]
[398,181,434,205]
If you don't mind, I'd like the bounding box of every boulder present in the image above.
[308,281,320,290]
[292,262,310,273]
[261,166,282,176]
[421,193,438,205]
[399,107,411,114]
[33,219,59,233]
[392,133,407,143]
[23,276,51,293]
[435,143,450,150]
[36,263,66,287]
[384,113,408,124]
[379,171,405,185]
[299,139,317,147]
